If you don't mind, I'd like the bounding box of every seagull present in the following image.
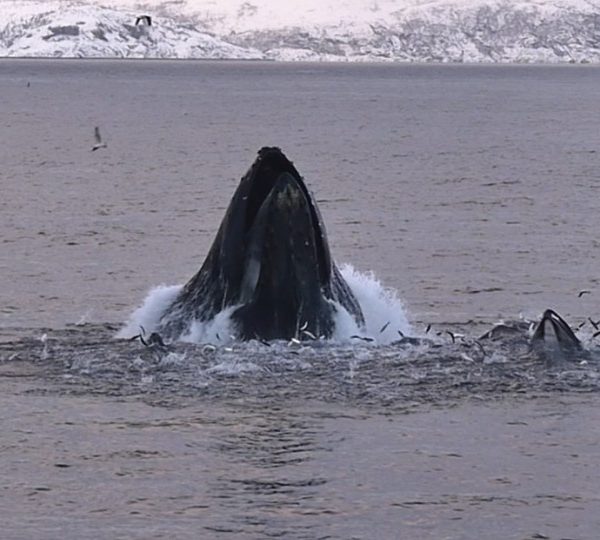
[350,335,374,342]
[129,325,167,348]
[91,126,107,151]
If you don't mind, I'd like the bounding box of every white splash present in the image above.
[336,264,412,345]
[207,359,261,375]
[117,266,412,345]
[116,284,182,338]
[181,306,239,345]
[74,309,93,326]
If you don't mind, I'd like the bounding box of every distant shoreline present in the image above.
[1,56,599,67]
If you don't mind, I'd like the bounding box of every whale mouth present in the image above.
[224,148,346,339]
[531,309,582,353]
[240,171,319,303]
[241,148,332,286]
[157,146,365,342]
[231,150,338,339]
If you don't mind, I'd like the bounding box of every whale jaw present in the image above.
[232,171,336,341]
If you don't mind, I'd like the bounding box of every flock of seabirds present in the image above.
[80,134,598,362]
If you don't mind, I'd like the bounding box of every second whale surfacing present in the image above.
[157,147,365,341]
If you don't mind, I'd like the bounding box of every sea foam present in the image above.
[116,284,181,339]
[117,265,411,345]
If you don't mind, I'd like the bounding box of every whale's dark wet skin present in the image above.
[158,147,364,341]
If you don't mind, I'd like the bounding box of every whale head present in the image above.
[158,147,364,341]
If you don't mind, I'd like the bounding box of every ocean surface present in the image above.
[1,60,600,539]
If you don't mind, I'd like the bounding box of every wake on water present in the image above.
[117,264,411,345]
[3,240,596,407]
[3,263,600,410]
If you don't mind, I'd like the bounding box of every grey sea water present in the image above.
[2,60,600,539]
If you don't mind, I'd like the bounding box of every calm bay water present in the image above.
[2,60,600,328]
[2,60,600,539]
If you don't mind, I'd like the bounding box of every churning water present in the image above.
[2,60,600,539]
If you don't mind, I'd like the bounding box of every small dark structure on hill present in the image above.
[135,15,152,26]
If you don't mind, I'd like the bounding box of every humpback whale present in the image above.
[531,308,583,354]
[157,147,365,341]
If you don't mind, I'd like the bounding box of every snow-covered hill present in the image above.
[2,0,600,62]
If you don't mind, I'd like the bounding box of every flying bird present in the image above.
[91,126,107,151]
[578,290,591,298]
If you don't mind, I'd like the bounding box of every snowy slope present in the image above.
[0,1,262,58]
[2,0,600,61]
[94,0,600,31]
